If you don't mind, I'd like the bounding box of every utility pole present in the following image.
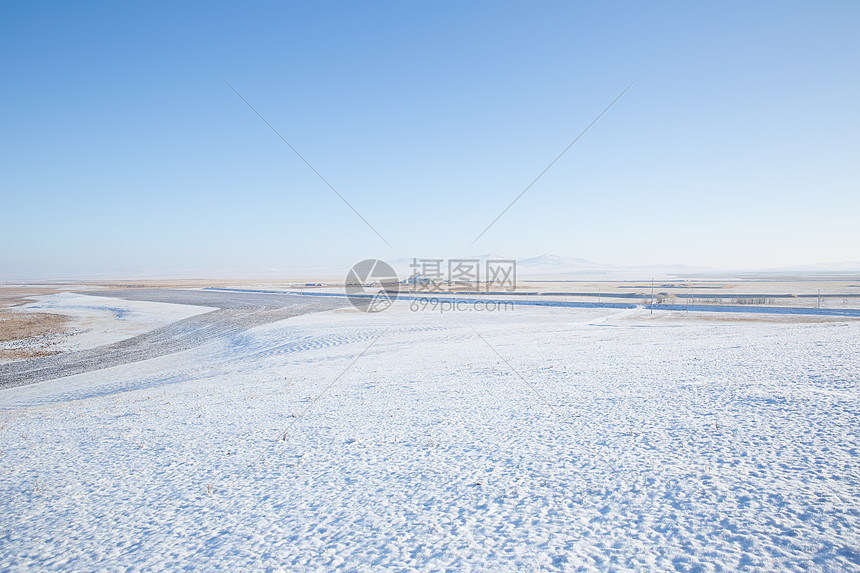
[651,277,654,314]
[818,289,821,309]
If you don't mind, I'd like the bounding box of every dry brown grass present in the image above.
[0,287,71,361]
[0,347,65,361]
[0,311,70,342]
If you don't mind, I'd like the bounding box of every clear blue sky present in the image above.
[2,1,858,278]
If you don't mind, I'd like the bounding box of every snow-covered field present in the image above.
[1,300,858,570]
[0,293,215,363]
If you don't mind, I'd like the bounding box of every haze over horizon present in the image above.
[2,2,858,279]
[4,253,860,282]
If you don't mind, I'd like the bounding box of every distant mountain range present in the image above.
[392,254,719,277]
[515,255,720,276]
[389,255,860,280]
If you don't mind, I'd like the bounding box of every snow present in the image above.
[1,302,858,570]
[1,292,216,362]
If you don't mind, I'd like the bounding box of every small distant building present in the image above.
[401,274,433,285]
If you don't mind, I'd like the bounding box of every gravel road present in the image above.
[0,289,348,389]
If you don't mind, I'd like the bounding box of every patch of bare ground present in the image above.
[0,288,70,362]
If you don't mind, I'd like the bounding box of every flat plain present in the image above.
[0,281,858,570]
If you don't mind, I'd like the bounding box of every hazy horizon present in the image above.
[4,252,860,282]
